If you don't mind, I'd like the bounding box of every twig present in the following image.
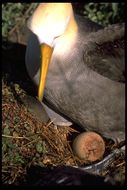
[22,139,37,147]
[11,168,23,184]
[67,142,77,165]
[46,119,56,127]
[2,165,21,169]
[116,161,125,167]
[41,133,59,152]
[2,103,10,107]
[2,170,11,173]
[24,4,36,17]
[8,4,35,36]
[2,134,30,141]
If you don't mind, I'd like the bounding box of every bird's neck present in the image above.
[54,14,78,56]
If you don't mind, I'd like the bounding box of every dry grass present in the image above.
[2,78,83,184]
[2,76,125,185]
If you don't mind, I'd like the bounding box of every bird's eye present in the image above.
[54,35,60,39]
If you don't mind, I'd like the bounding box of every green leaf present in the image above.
[36,140,47,153]
[3,125,11,135]
[112,3,118,16]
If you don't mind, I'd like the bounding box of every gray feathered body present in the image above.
[25,15,125,141]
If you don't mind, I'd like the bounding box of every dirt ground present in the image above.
[2,40,125,186]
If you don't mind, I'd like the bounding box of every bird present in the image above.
[25,3,125,143]
[17,165,122,186]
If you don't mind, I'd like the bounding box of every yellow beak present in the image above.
[38,43,53,101]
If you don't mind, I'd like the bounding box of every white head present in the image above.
[28,3,74,47]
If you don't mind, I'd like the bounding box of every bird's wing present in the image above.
[83,23,125,82]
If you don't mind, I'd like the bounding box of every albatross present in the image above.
[25,3,125,142]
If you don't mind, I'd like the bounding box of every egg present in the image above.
[72,132,105,162]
